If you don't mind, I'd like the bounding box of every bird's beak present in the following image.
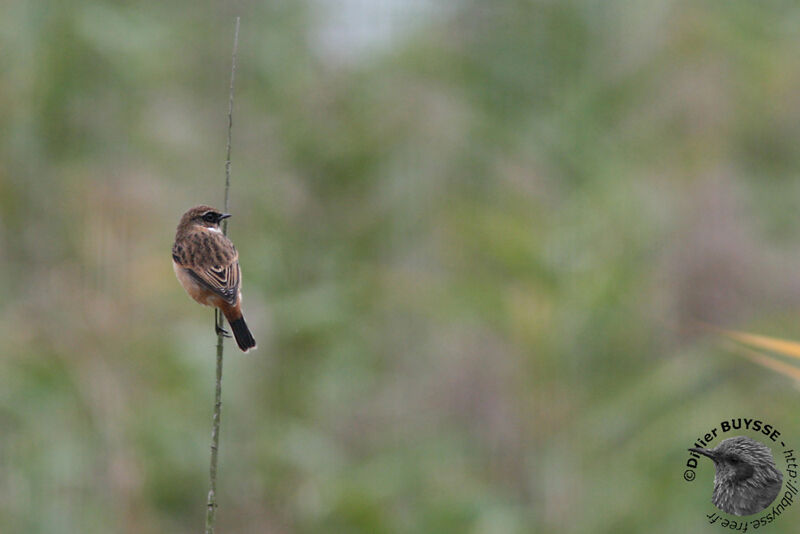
[689,447,717,460]
[219,213,232,221]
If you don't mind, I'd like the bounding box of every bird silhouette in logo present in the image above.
[689,436,783,516]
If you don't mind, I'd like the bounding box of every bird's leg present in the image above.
[215,309,231,338]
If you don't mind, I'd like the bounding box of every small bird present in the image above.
[689,436,783,516]
[172,205,256,352]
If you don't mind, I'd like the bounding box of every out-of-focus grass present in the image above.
[3,1,800,532]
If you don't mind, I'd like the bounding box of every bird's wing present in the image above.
[173,232,241,305]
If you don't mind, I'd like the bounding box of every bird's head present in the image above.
[178,205,231,233]
[689,436,777,485]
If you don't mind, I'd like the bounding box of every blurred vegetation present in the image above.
[3,0,800,532]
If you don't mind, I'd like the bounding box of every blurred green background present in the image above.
[3,0,800,532]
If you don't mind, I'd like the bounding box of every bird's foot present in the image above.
[215,324,231,338]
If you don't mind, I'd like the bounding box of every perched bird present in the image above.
[172,205,256,352]
[690,436,783,516]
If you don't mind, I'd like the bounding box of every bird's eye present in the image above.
[730,457,739,464]
[203,213,217,223]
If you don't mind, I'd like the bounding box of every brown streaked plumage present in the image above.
[172,205,256,352]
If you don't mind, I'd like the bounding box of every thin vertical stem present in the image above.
[206,331,225,533]
[222,16,239,236]
[206,16,239,534]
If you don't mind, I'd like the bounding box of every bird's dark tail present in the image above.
[229,315,256,353]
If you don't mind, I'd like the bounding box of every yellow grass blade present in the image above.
[725,342,800,382]
[713,328,800,360]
